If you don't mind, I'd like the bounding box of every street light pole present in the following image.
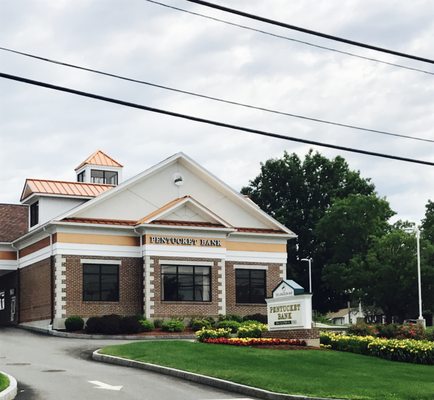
[415,227,425,326]
[301,258,312,293]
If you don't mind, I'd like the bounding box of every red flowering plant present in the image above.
[396,323,425,340]
[203,337,307,347]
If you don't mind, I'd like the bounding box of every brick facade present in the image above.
[225,261,282,316]
[0,204,28,242]
[19,258,52,322]
[263,328,320,347]
[151,256,221,318]
[63,255,143,318]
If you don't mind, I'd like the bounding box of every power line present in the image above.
[1,71,433,167]
[1,46,433,145]
[144,0,434,77]
[185,0,434,66]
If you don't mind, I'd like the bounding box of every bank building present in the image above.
[0,151,295,329]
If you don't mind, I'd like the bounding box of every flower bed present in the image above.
[321,332,434,365]
[203,337,306,347]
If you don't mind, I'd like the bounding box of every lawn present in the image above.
[0,373,9,392]
[101,341,434,400]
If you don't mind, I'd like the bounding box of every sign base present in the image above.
[262,328,320,347]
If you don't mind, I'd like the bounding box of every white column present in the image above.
[218,260,226,315]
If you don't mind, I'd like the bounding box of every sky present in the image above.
[1,0,434,224]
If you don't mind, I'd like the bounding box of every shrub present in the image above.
[397,323,425,340]
[424,327,434,341]
[243,314,267,324]
[140,319,155,332]
[218,314,243,323]
[376,324,399,339]
[64,316,84,332]
[120,316,142,334]
[237,322,267,338]
[203,337,306,346]
[85,314,135,334]
[320,332,434,364]
[217,320,241,333]
[196,327,231,342]
[153,319,164,329]
[85,316,102,334]
[99,314,123,334]
[190,318,212,331]
[347,322,377,337]
[162,319,185,332]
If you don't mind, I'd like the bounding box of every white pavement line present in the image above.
[0,371,17,400]
[88,380,123,391]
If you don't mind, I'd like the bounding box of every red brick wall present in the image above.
[19,258,52,322]
[263,328,319,340]
[151,257,221,318]
[64,255,142,318]
[0,204,28,242]
[225,261,282,316]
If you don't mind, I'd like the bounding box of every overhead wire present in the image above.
[1,46,433,144]
[184,0,434,65]
[1,71,434,167]
[143,0,434,77]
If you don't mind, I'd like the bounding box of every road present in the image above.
[0,327,257,400]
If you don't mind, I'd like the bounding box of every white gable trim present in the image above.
[142,196,233,228]
[53,153,295,236]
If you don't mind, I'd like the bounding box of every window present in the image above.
[77,171,85,182]
[235,269,266,304]
[161,265,211,302]
[83,264,119,301]
[91,169,118,185]
[30,201,39,227]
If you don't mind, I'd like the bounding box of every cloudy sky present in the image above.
[1,0,434,224]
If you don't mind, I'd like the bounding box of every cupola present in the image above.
[75,150,123,185]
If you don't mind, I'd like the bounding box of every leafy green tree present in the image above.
[241,150,375,311]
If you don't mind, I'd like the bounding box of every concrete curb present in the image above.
[0,372,17,400]
[16,325,195,340]
[92,350,343,400]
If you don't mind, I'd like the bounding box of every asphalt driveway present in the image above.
[0,327,257,400]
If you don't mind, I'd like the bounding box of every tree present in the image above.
[241,150,375,312]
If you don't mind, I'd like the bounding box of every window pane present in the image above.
[101,275,119,301]
[178,274,194,301]
[105,171,118,185]
[178,266,193,275]
[83,264,99,274]
[162,275,177,301]
[162,266,177,274]
[101,264,118,275]
[91,170,104,184]
[83,274,100,301]
[195,266,210,275]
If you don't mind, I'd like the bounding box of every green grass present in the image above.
[0,373,9,392]
[101,341,434,400]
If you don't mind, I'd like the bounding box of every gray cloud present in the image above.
[1,0,434,224]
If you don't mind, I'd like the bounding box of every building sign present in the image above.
[266,280,312,331]
[268,300,305,329]
[147,235,222,247]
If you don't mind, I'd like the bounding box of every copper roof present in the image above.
[150,219,226,228]
[235,227,286,234]
[59,217,286,234]
[62,217,137,226]
[137,196,190,225]
[21,179,113,201]
[75,150,123,170]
